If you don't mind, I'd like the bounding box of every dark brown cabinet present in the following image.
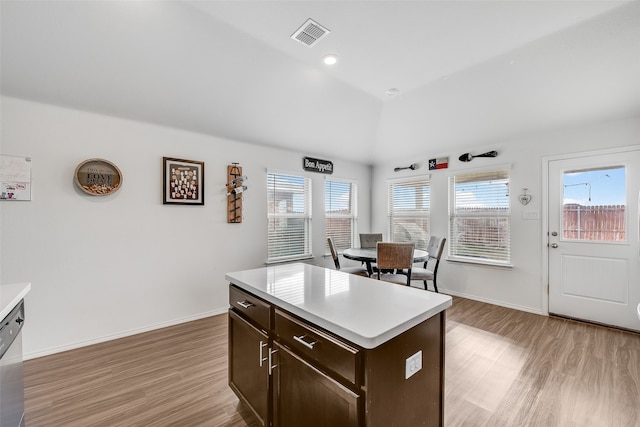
[274,309,360,386]
[228,283,445,427]
[272,342,360,427]
[229,285,360,427]
[228,310,270,426]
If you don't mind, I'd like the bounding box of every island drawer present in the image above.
[275,309,360,385]
[229,285,272,331]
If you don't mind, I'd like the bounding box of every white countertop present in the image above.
[0,282,31,320]
[225,263,452,349]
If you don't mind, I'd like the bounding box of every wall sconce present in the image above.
[519,188,532,205]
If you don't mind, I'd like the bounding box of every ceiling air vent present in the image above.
[291,18,330,47]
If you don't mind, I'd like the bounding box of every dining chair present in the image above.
[375,242,415,286]
[360,233,383,272]
[327,237,370,277]
[359,233,383,248]
[410,236,446,293]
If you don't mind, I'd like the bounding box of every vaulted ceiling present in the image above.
[2,1,639,164]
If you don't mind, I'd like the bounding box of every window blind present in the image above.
[267,172,312,262]
[388,178,430,250]
[449,169,511,264]
[325,179,357,254]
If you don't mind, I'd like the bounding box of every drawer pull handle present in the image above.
[293,334,317,350]
[237,300,254,309]
[259,341,268,367]
[268,348,278,376]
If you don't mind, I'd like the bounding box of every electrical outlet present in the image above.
[405,350,422,379]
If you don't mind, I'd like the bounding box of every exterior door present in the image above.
[548,147,640,331]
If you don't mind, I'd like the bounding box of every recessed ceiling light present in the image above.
[323,54,338,65]
[386,88,400,96]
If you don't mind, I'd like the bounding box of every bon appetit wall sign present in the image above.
[303,157,333,175]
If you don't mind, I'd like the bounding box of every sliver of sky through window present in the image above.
[563,166,624,206]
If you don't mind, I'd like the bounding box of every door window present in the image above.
[562,166,625,242]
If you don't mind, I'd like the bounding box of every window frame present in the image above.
[387,175,431,251]
[325,177,358,255]
[266,170,313,264]
[448,166,512,267]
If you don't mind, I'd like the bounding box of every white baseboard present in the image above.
[24,308,228,360]
[440,288,545,316]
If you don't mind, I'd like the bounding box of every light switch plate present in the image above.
[405,350,422,379]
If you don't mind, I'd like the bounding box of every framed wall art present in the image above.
[74,158,122,196]
[1,154,32,201]
[163,157,204,205]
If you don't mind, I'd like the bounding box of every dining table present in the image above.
[343,247,429,276]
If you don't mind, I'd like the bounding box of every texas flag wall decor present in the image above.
[428,157,449,170]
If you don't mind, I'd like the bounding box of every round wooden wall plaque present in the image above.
[74,158,123,196]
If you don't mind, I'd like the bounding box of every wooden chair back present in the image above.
[376,242,415,271]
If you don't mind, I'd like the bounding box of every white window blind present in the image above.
[267,172,312,263]
[388,178,430,250]
[325,179,357,254]
[449,169,511,264]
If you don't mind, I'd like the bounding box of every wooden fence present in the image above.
[563,204,625,241]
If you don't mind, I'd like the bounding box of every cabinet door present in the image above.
[273,342,360,427]
[229,310,270,426]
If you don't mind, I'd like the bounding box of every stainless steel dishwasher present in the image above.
[0,300,25,427]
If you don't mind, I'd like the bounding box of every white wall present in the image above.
[372,116,640,313]
[0,96,372,358]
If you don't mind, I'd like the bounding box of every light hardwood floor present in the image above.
[24,297,640,426]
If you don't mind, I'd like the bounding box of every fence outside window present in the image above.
[563,204,625,241]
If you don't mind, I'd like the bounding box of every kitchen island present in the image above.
[226,263,452,427]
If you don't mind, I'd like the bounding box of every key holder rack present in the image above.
[227,163,247,223]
